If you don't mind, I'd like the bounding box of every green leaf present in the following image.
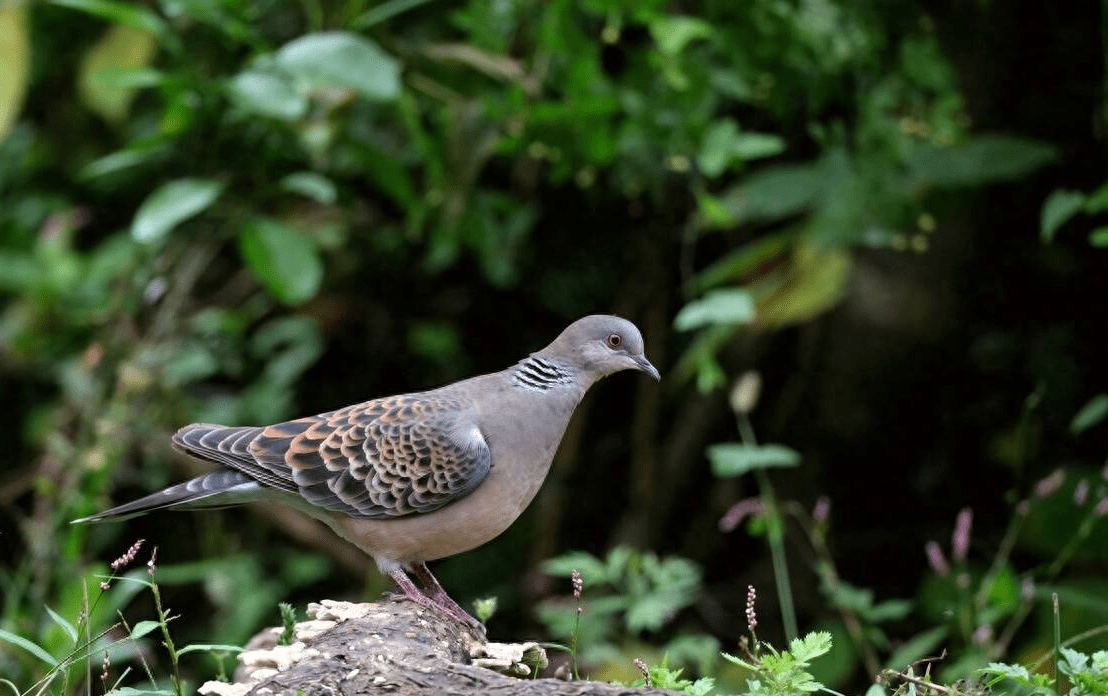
[731,132,786,160]
[131,178,224,243]
[624,560,701,632]
[0,4,30,142]
[240,218,324,305]
[45,606,78,642]
[129,620,160,640]
[826,581,874,613]
[1041,190,1087,243]
[226,70,307,120]
[698,120,785,177]
[239,316,325,423]
[352,0,440,29]
[1059,647,1089,676]
[605,545,635,581]
[1070,394,1108,435]
[708,443,801,476]
[694,190,735,228]
[80,141,171,179]
[1083,182,1108,212]
[684,677,715,695]
[49,0,167,36]
[1089,226,1108,247]
[979,662,1032,685]
[908,134,1057,190]
[692,233,795,292]
[698,120,740,178]
[472,597,497,624]
[0,627,59,667]
[650,16,714,56]
[753,241,852,328]
[162,343,219,386]
[712,162,824,228]
[276,32,401,101]
[674,289,756,331]
[541,551,608,585]
[251,316,324,384]
[721,651,758,671]
[91,67,163,89]
[280,172,337,203]
[789,631,833,664]
[864,599,913,622]
[77,23,158,123]
[885,626,946,670]
[625,592,684,632]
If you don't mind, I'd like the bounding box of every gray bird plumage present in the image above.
[74,314,658,629]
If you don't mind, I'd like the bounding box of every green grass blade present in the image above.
[0,627,59,667]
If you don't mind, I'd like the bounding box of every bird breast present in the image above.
[331,375,584,565]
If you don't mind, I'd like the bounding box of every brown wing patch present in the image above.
[173,392,490,519]
[249,395,490,519]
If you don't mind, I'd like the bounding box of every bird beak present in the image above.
[634,355,660,381]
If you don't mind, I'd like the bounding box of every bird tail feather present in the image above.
[71,469,264,523]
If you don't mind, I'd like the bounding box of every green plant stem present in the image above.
[116,612,160,688]
[150,580,183,696]
[83,582,91,696]
[1033,624,1108,671]
[985,482,1085,659]
[1052,593,1061,696]
[739,413,798,642]
[955,570,975,646]
[1016,385,1043,473]
[786,502,881,677]
[570,608,581,680]
[992,593,1036,661]
[973,505,1028,613]
[1045,507,1099,578]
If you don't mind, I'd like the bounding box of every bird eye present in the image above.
[606,333,622,348]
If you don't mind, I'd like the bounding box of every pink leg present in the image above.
[387,567,485,633]
[411,563,481,624]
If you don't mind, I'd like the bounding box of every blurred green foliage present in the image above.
[540,546,710,663]
[1,0,1104,692]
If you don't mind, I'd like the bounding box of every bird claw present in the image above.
[387,567,487,637]
[389,591,487,636]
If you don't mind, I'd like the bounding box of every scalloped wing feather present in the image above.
[169,394,492,520]
[172,423,297,493]
[256,395,491,519]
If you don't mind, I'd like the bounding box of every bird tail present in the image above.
[71,469,264,523]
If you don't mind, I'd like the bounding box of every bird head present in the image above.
[539,315,659,381]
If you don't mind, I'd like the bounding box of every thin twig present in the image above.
[882,668,957,694]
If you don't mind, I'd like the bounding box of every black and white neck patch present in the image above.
[511,357,574,391]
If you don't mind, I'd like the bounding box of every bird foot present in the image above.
[388,568,486,637]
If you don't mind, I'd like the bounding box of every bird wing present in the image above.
[172,393,492,520]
